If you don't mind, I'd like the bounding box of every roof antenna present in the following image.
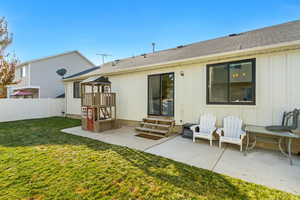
[96,53,112,64]
[152,42,156,53]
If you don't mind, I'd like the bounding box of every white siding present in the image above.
[64,49,300,134]
[14,65,30,87]
[105,49,300,128]
[65,82,82,115]
[30,52,94,98]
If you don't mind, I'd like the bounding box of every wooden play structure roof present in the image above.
[81,76,111,85]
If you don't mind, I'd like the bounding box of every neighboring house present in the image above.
[7,51,95,98]
[63,66,100,116]
[63,19,300,143]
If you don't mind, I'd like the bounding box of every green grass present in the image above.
[0,117,299,200]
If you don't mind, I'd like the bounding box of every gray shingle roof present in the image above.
[63,66,100,79]
[87,19,300,76]
[56,93,65,98]
[18,51,95,68]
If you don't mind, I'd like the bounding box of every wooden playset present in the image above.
[81,76,117,132]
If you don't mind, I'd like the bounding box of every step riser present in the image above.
[143,118,174,123]
[143,121,173,127]
[135,127,168,136]
[143,122,173,126]
[135,130,166,136]
[143,126,169,131]
[141,122,170,129]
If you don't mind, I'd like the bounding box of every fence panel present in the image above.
[0,98,64,122]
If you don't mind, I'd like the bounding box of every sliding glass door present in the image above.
[148,73,174,116]
[148,75,161,115]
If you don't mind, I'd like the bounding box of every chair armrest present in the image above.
[240,131,246,139]
[216,128,223,136]
[208,126,217,133]
[190,125,200,132]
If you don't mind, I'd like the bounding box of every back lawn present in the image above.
[0,117,299,200]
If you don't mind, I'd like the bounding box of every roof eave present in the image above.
[63,76,87,82]
[17,50,95,68]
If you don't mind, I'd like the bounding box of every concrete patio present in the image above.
[61,126,300,195]
[62,126,176,151]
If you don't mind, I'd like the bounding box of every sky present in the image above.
[1,0,300,66]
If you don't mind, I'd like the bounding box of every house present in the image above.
[7,51,95,98]
[63,20,300,152]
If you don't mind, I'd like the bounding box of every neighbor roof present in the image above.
[56,93,65,98]
[63,66,100,80]
[83,19,300,76]
[17,50,95,67]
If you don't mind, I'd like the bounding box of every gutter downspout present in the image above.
[28,64,31,86]
[64,82,67,117]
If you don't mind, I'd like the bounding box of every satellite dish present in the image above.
[56,68,67,78]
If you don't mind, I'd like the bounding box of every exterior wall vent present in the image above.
[228,33,242,37]
[112,59,120,66]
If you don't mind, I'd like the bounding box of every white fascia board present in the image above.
[10,85,40,90]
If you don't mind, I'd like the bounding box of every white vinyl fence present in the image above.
[0,99,65,122]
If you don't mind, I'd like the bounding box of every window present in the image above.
[207,59,255,105]
[73,81,81,98]
[148,73,174,116]
[20,66,26,78]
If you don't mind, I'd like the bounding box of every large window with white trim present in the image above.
[207,59,256,105]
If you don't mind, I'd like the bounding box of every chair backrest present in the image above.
[223,116,243,138]
[199,114,216,132]
[282,109,300,130]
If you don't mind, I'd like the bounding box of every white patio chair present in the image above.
[217,116,246,151]
[190,114,217,146]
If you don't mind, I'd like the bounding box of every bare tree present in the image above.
[0,17,18,98]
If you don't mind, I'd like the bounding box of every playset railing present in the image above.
[82,92,116,107]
